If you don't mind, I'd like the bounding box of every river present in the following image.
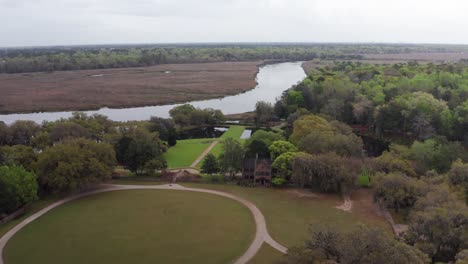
[0,62,306,124]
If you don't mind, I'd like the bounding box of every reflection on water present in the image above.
[0,62,306,124]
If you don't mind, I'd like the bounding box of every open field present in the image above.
[206,125,247,158]
[0,198,59,238]
[166,126,246,169]
[247,243,285,264]
[4,190,254,264]
[164,138,215,168]
[0,62,260,114]
[182,183,392,247]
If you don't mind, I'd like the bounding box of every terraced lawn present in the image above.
[4,190,255,264]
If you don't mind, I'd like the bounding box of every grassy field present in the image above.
[247,243,285,264]
[166,126,246,169]
[4,190,254,264]
[220,125,246,139]
[0,62,260,114]
[182,183,392,247]
[164,138,215,168]
[0,198,59,238]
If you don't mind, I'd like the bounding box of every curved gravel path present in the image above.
[0,183,287,264]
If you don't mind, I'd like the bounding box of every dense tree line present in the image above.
[275,62,468,144]
[0,112,173,215]
[283,225,429,264]
[4,43,467,74]
[247,61,468,263]
[0,45,362,73]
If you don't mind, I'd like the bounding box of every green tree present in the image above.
[201,153,219,175]
[0,145,37,172]
[269,140,298,160]
[125,134,166,174]
[290,114,334,145]
[284,225,428,264]
[272,151,300,182]
[409,138,467,173]
[8,121,40,145]
[169,104,196,126]
[148,117,177,146]
[373,173,425,212]
[373,151,417,177]
[0,165,38,215]
[142,156,167,176]
[0,122,9,146]
[49,122,91,142]
[292,153,359,192]
[255,101,275,124]
[449,160,468,186]
[218,138,244,177]
[405,197,468,263]
[35,138,116,193]
[245,139,269,158]
[247,130,285,148]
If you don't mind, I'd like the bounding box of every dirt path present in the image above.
[380,207,409,236]
[190,140,219,167]
[0,183,287,264]
[335,194,353,212]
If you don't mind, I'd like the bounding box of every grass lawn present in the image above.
[108,179,169,185]
[4,190,254,264]
[220,125,246,139]
[0,198,59,238]
[182,183,392,247]
[248,243,285,264]
[167,126,246,169]
[164,138,215,168]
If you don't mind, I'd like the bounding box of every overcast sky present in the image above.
[0,0,467,47]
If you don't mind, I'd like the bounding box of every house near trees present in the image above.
[242,156,273,186]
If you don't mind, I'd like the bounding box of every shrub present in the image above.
[0,165,38,215]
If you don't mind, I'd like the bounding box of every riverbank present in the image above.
[0,61,261,114]
[0,62,306,124]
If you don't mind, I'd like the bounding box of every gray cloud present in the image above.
[0,0,467,47]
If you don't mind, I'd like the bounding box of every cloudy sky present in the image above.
[0,0,467,47]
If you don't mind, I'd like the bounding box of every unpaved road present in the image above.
[190,140,219,168]
[0,183,287,264]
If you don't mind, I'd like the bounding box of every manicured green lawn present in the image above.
[167,126,246,169]
[4,190,254,264]
[182,183,392,247]
[220,125,246,139]
[248,243,285,264]
[164,138,215,168]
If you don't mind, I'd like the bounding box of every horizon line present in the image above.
[2,41,468,50]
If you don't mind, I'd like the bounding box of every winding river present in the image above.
[0,62,306,124]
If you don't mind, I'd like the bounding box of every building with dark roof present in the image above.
[242,157,272,186]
